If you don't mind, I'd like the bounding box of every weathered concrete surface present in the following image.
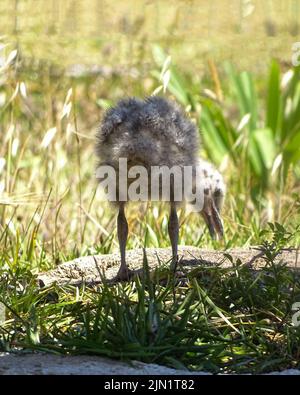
[267,369,300,375]
[0,353,299,375]
[38,246,299,287]
[0,353,209,375]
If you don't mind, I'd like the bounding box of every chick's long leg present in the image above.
[116,204,132,280]
[168,203,179,271]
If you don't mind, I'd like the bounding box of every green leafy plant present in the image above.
[152,46,300,202]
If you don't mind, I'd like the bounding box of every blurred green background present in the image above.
[0,0,299,264]
[1,0,300,70]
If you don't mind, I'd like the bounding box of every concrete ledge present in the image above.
[37,246,299,287]
[0,353,210,375]
[0,353,299,375]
